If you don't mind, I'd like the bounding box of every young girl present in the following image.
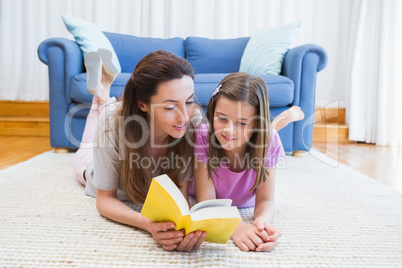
[73,49,205,252]
[190,72,303,252]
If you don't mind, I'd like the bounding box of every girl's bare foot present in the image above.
[286,106,305,122]
[271,106,305,131]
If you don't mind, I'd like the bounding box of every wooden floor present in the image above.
[0,136,401,193]
[313,142,402,193]
[0,136,53,170]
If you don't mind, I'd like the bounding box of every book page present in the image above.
[188,207,241,244]
[190,206,240,221]
[189,199,232,213]
[156,174,190,216]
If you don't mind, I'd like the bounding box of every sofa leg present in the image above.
[54,148,69,153]
[292,150,305,157]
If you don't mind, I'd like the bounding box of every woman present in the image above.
[73,49,205,252]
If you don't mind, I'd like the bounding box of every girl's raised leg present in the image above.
[271,106,305,132]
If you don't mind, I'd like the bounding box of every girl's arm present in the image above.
[231,168,281,252]
[193,158,271,252]
[254,168,276,222]
[253,168,281,252]
[96,188,205,251]
[193,158,216,202]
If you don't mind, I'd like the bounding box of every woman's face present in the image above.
[213,97,257,151]
[139,75,195,142]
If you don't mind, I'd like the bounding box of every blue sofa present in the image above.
[38,32,327,153]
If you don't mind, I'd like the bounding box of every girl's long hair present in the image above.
[116,50,195,204]
[206,72,271,191]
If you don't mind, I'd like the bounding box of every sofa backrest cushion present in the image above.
[194,73,294,108]
[104,32,185,73]
[185,37,250,74]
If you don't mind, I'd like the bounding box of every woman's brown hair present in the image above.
[117,50,195,204]
[206,72,271,191]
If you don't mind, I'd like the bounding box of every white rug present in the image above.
[0,151,401,267]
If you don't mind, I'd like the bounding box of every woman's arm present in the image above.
[96,188,187,251]
[96,188,206,252]
[193,158,216,202]
[96,189,151,230]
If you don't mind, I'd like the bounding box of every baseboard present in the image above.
[313,107,349,143]
[0,102,348,141]
[0,101,49,136]
[314,107,345,124]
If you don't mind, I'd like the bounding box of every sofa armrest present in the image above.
[38,38,84,103]
[37,38,84,148]
[282,44,328,151]
[283,44,328,106]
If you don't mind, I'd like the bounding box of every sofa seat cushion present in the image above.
[185,37,250,74]
[194,73,294,107]
[70,73,131,104]
[71,72,293,108]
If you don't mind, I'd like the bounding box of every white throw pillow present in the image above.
[239,21,301,75]
[61,15,121,73]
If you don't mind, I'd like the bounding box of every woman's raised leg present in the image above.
[73,51,117,185]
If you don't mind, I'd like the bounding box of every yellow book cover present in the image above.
[141,174,241,244]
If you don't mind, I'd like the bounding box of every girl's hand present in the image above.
[253,217,281,252]
[148,221,184,251]
[175,230,207,252]
[231,222,268,252]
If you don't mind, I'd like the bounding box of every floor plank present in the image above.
[0,136,53,170]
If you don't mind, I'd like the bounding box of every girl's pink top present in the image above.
[188,124,285,208]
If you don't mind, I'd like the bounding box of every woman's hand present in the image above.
[175,230,206,252]
[231,222,269,252]
[148,221,184,251]
[148,221,206,252]
[253,217,281,252]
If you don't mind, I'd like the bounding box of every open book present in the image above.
[141,174,241,244]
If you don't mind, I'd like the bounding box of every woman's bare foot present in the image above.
[85,51,114,105]
[271,106,305,131]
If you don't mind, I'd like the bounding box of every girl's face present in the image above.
[139,75,195,142]
[213,97,257,151]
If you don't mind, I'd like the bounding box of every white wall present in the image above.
[0,0,365,107]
